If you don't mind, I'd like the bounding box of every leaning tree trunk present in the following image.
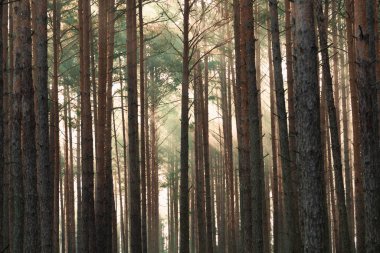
[315,1,352,252]
[293,0,329,251]
[269,1,296,252]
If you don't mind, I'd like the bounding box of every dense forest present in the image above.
[0,0,379,252]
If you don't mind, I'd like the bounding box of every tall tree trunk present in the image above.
[194,54,206,253]
[237,0,253,250]
[179,1,190,252]
[344,0,365,251]
[33,0,53,251]
[241,0,263,251]
[15,0,39,251]
[81,0,96,251]
[1,4,9,252]
[113,110,125,253]
[138,1,148,252]
[354,0,380,251]
[315,1,352,252]
[269,1,296,251]
[293,0,329,251]
[267,14,279,253]
[95,0,109,250]
[51,1,61,251]
[126,0,142,251]
[105,1,116,251]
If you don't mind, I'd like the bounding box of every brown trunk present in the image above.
[105,0,116,251]
[194,53,206,253]
[119,59,129,253]
[179,1,190,252]
[269,1,296,251]
[354,0,380,251]
[95,0,109,250]
[126,0,142,251]
[51,1,61,251]
[81,0,96,251]
[344,0,365,251]
[242,0,263,251]
[32,0,53,251]
[293,1,329,251]
[267,15,279,253]
[15,0,39,251]
[113,110,125,253]
[64,85,76,253]
[139,1,148,252]
[237,0,253,250]
[315,1,352,251]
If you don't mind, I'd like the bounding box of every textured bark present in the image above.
[354,0,380,251]
[113,110,125,253]
[194,53,206,253]
[344,1,365,251]
[76,94,83,253]
[139,1,148,252]
[1,5,9,252]
[179,1,190,252]
[120,78,129,253]
[0,4,4,251]
[14,0,40,251]
[64,86,76,253]
[81,0,96,251]
[293,0,329,252]
[268,20,279,253]
[241,0,263,251]
[202,55,214,253]
[95,0,108,250]
[315,1,352,252]
[105,1,116,251]
[33,0,53,251]
[51,1,60,251]
[269,1,296,251]
[237,0,253,251]
[284,5,301,248]
[126,0,142,251]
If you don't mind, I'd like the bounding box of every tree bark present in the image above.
[293,0,329,251]
[81,0,96,251]
[315,1,352,252]
[354,0,380,251]
[179,1,190,252]
[126,0,142,251]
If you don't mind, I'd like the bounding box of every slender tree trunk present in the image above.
[269,1,296,251]
[354,0,380,251]
[179,1,190,252]
[113,110,125,253]
[241,0,263,251]
[81,0,96,251]
[293,1,329,251]
[138,1,148,252]
[267,15,279,253]
[32,0,53,250]
[344,1,365,251]
[126,0,142,251]
[15,0,40,251]
[315,1,352,252]
[51,1,61,251]
[237,0,253,250]
[105,1,116,251]
[95,0,109,250]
